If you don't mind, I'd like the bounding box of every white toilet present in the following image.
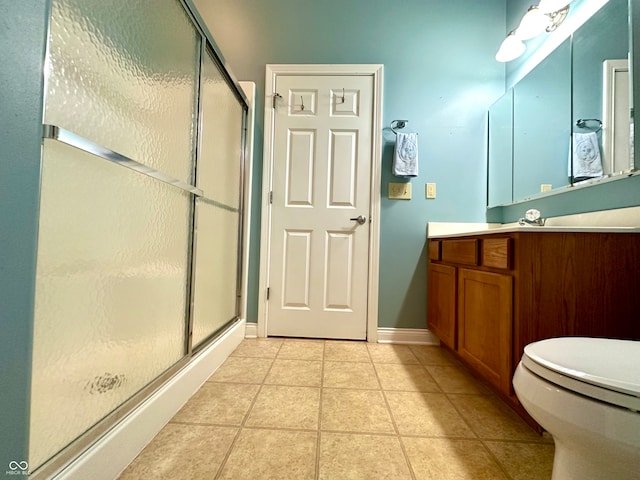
[513,337,640,480]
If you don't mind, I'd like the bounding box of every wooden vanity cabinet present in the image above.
[427,231,640,419]
[512,232,640,363]
[427,235,515,394]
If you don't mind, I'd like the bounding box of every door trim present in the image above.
[257,64,383,342]
[238,82,256,324]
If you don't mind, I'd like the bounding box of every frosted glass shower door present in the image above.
[44,0,199,183]
[31,0,199,470]
[31,142,193,468]
[191,48,246,348]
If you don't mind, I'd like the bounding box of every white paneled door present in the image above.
[266,73,375,339]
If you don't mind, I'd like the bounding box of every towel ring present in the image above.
[390,119,408,135]
[575,118,602,133]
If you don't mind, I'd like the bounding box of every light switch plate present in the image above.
[389,182,411,200]
[426,183,437,199]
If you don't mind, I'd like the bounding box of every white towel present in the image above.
[571,132,603,180]
[393,132,419,177]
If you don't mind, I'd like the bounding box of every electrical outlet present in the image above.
[389,182,411,200]
[426,183,437,199]
[540,184,552,192]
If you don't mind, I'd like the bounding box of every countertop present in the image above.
[427,223,640,239]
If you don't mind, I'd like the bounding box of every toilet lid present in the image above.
[522,337,640,410]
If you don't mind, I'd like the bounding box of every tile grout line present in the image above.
[213,339,284,480]
[368,345,418,480]
[477,437,517,480]
[424,350,550,478]
[453,388,552,479]
[315,340,326,480]
[444,390,518,480]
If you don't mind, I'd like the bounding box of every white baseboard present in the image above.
[377,328,440,345]
[53,319,246,480]
[244,324,436,344]
[244,321,258,338]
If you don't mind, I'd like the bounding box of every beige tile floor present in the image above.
[118,338,555,480]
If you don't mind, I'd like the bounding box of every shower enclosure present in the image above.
[29,0,248,476]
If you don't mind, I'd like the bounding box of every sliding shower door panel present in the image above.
[191,201,240,347]
[190,48,245,348]
[30,140,192,470]
[196,48,245,203]
[45,0,200,184]
[31,0,203,471]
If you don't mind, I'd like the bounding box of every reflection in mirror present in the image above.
[486,0,634,207]
[572,0,630,181]
[513,38,571,201]
[487,90,513,206]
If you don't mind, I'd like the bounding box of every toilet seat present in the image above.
[522,337,640,412]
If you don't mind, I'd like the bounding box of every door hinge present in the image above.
[272,92,282,109]
[267,287,270,300]
[269,191,273,204]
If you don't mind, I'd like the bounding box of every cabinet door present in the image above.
[427,263,456,349]
[458,269,513,394]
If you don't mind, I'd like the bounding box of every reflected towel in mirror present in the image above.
[393,132,419,177]
[571,132,603,181]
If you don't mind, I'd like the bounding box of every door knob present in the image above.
[350,215,367,225]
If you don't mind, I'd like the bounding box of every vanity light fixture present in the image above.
[496,0,572,62]
[542,4,570,33]
[538,0,571,14]
[495,31,526,63]
[517,6,548,40]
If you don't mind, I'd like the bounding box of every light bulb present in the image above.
[495,32,526,63]
[538,0,572,14]
[516,6,548,40]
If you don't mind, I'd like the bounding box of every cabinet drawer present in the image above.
[482,238,512,270]
[441,239,478,266]
[429,240,441,260]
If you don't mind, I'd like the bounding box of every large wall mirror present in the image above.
[488,90,513,206]
[487,0,632,207]
[513,38,571,201]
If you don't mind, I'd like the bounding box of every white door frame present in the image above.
[238,81,256,324]
[257,64,383,342]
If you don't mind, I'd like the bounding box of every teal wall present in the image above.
[0,0,50,472]
[195,0,507,329]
